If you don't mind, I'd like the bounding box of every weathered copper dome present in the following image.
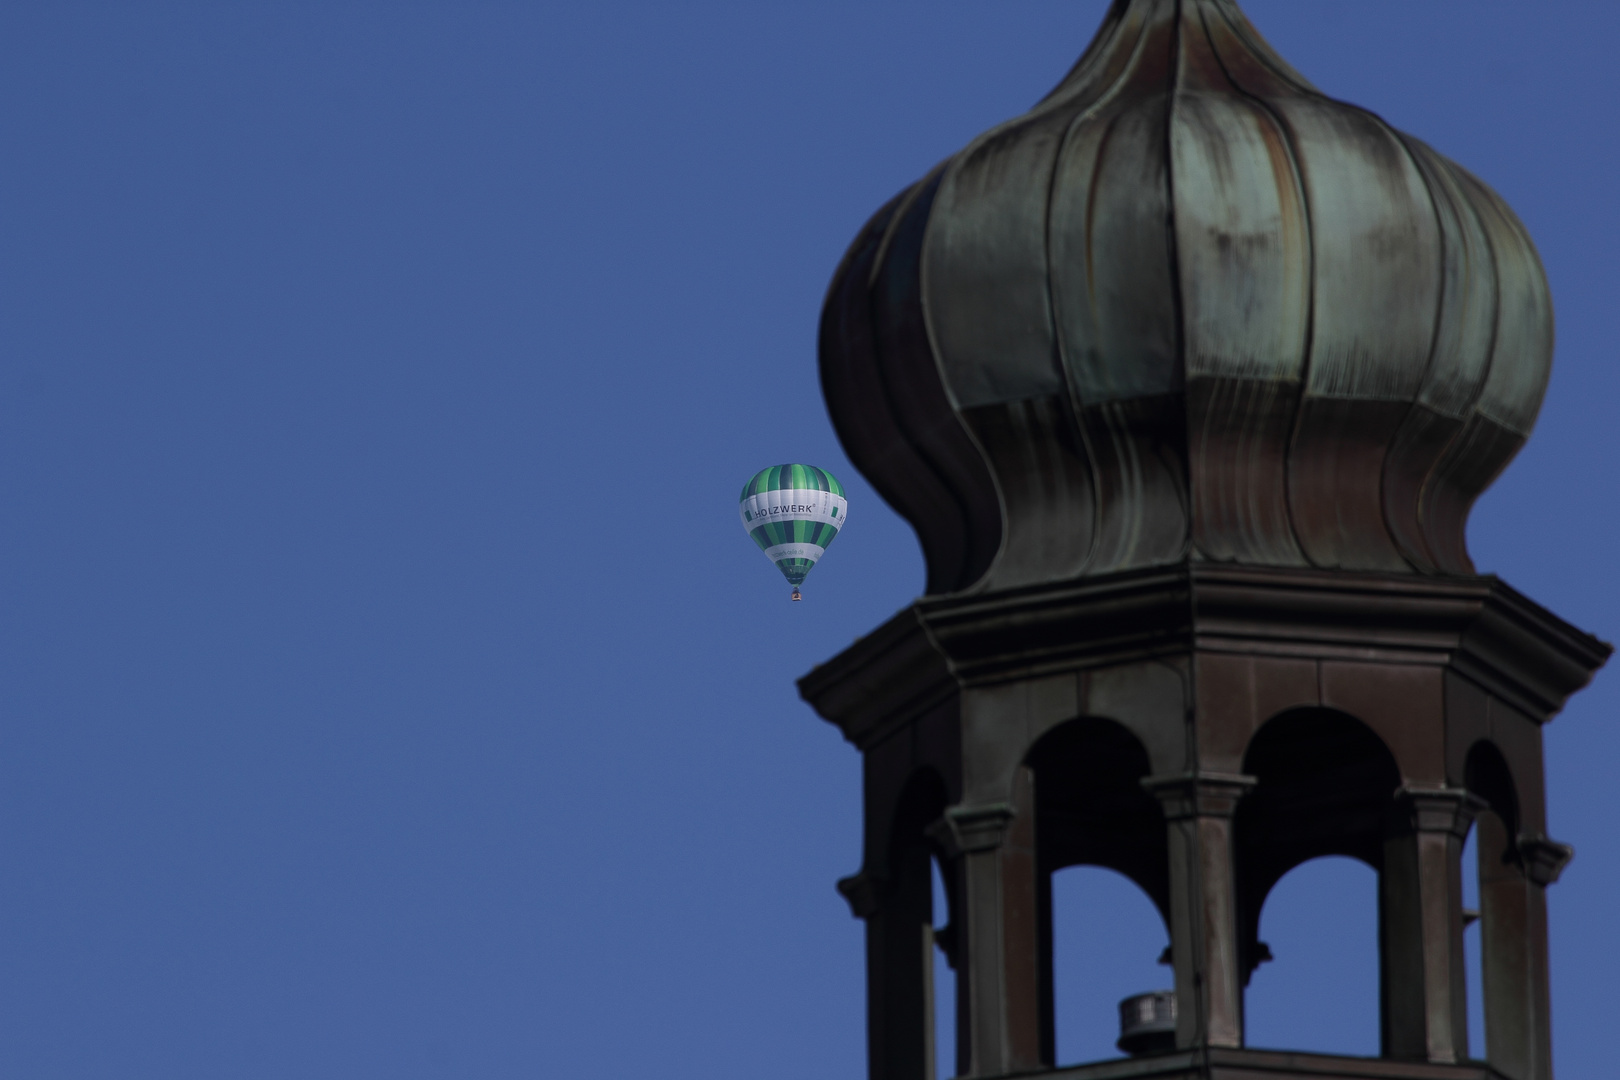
[821,0,1553,595]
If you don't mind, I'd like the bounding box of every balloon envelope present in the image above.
[738,464,847,591]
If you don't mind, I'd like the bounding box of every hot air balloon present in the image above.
[738,464,847,600]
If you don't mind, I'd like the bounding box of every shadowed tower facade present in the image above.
[798,3,1609,1079]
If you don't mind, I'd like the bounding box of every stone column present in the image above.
[1476,811,1571,1080]
[1143,772,1255,1050]
[928,767,1042,1077]
[1380,786,1482,1063]
[838,853,936,1080]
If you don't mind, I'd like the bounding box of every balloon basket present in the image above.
[791,588,802,602]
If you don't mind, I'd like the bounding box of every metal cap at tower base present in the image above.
[1118,991,1177,1055]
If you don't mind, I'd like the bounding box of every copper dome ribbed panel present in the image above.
[820,0,1553,594]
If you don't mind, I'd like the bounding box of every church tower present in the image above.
[799,3,1610,1079]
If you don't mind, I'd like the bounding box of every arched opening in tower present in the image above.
[1049,864,1170,1065]
[1235,707,1400,1057]
[1461,824,1483,1061]
[929,855,955,1079]
[1245,855,1380,1055]
[1026,716,1168,1066]
[1464,737,1528,1068]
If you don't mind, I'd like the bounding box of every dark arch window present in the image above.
[1461,823,1484,1060]
[1049,864,1170,1064]
[1244,855,1380,1055]
[1235,708,1400,1054]
[1465,741,1521,840]
[1464,739,1526,1067]
[1026,717,1167,1065]
[930,854,955,1079]
[869,767,951,1080]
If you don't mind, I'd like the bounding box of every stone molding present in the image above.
[1390,786,1486,840]
[926,803,1017,858]
[1031,1044,1512,1079]
[1142,772,1257,821]
[799,565,1610,750]
[835,870,883,919]
[1517,833,1575,886]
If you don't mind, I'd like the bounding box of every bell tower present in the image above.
[798,3,1609,1079]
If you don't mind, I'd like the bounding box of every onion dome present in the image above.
[820,0,1553,595]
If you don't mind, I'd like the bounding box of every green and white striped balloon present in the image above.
[739,464,847,599]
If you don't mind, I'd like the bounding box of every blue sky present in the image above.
[2,3,1617,1077]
